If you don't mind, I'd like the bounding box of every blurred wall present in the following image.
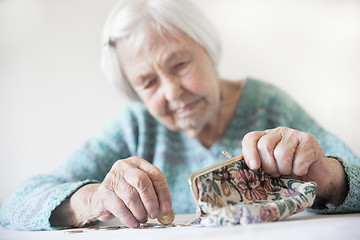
[0,0,359,204]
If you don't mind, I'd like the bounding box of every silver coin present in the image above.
[98,226,122,231]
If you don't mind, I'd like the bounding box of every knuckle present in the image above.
[278,127,298,139]
[100,179,114,193]
[148,166,163,179]
[242,133,252,147]
[107,162,128,184]
[287,128,298,138]
[126,156,139,163]
[243,131,260,142]
[276,126,288,133]
[308,135,318,145]
[275,126,284,131]
[301,133,311,142]
[153,166,163,177]
[127,156,145,165]
[113,159,123,168]
[243,131,254,139]
[300,132,317,145]
[112,160,128,171]
[243,131,265,152]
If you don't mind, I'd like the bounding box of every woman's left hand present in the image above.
[242,126,348,206]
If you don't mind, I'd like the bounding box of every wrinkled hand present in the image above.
[242,127,348,206]
[69,157,172,228]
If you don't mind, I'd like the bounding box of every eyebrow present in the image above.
[163,50,192,65]
[133,50,193,85]
[134,72,156,86]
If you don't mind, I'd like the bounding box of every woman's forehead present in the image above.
[119,45,194,82]
[117,29,197,64]
[119,27,195,54]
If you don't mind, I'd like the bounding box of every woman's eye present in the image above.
[174,61,187,70]
[144,78,157,89]
[176,62,185,67]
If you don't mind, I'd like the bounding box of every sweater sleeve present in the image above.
[330,157,360,213]
[308,136,360,214]
[0,176,98,231]
[0,105,139,231]
[255,79,360,213]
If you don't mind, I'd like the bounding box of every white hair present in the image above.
[101,0,221,101]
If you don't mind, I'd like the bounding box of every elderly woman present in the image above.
[1,0,359,230]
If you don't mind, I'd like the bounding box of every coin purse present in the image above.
[188,154,317,227]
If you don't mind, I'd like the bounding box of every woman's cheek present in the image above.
[182,74,207,96]
[148,93,167,117]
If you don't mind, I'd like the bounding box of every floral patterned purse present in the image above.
[188,152,317,226]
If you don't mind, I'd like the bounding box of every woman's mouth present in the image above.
[175,98,202,114]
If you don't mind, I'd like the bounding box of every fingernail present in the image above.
[131,221,140,228]
[140,216,148,223]
[161,202,171,212]
[150,209,159,219]
[249,160,257,169]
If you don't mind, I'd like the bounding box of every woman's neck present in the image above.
[198,79,244,148]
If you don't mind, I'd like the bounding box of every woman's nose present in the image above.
[161,76,183,101]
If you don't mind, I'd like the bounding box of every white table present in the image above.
[1,211,359,240]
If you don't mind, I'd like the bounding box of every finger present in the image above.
[103,190,140,228]
[118,167,159,220]
[273,135,298,176]
[132,157,172,213]
[98,212,115,222]
[292,133,319,176]
[242,131,267,170]
[115,175,149,223]
[256,131,281,177]
[148,171,172,213]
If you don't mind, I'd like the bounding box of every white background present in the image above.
[0,0,359,204]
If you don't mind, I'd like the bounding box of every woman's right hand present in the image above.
[51,157,172,228]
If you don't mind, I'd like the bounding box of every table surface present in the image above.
[1,211,360,240]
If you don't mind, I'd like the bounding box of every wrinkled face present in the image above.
[115,30,221,138]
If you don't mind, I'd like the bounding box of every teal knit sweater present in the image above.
[1,78,359,230]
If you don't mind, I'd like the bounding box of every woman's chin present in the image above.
[163,118,206,139]
[178,125,203,139]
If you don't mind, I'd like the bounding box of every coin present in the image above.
[98,226,122,231]
[157,209,175,225]
[173,224,188,227]
[83,227,100,230]
[64,229,84,234]
[140,223,158,228]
